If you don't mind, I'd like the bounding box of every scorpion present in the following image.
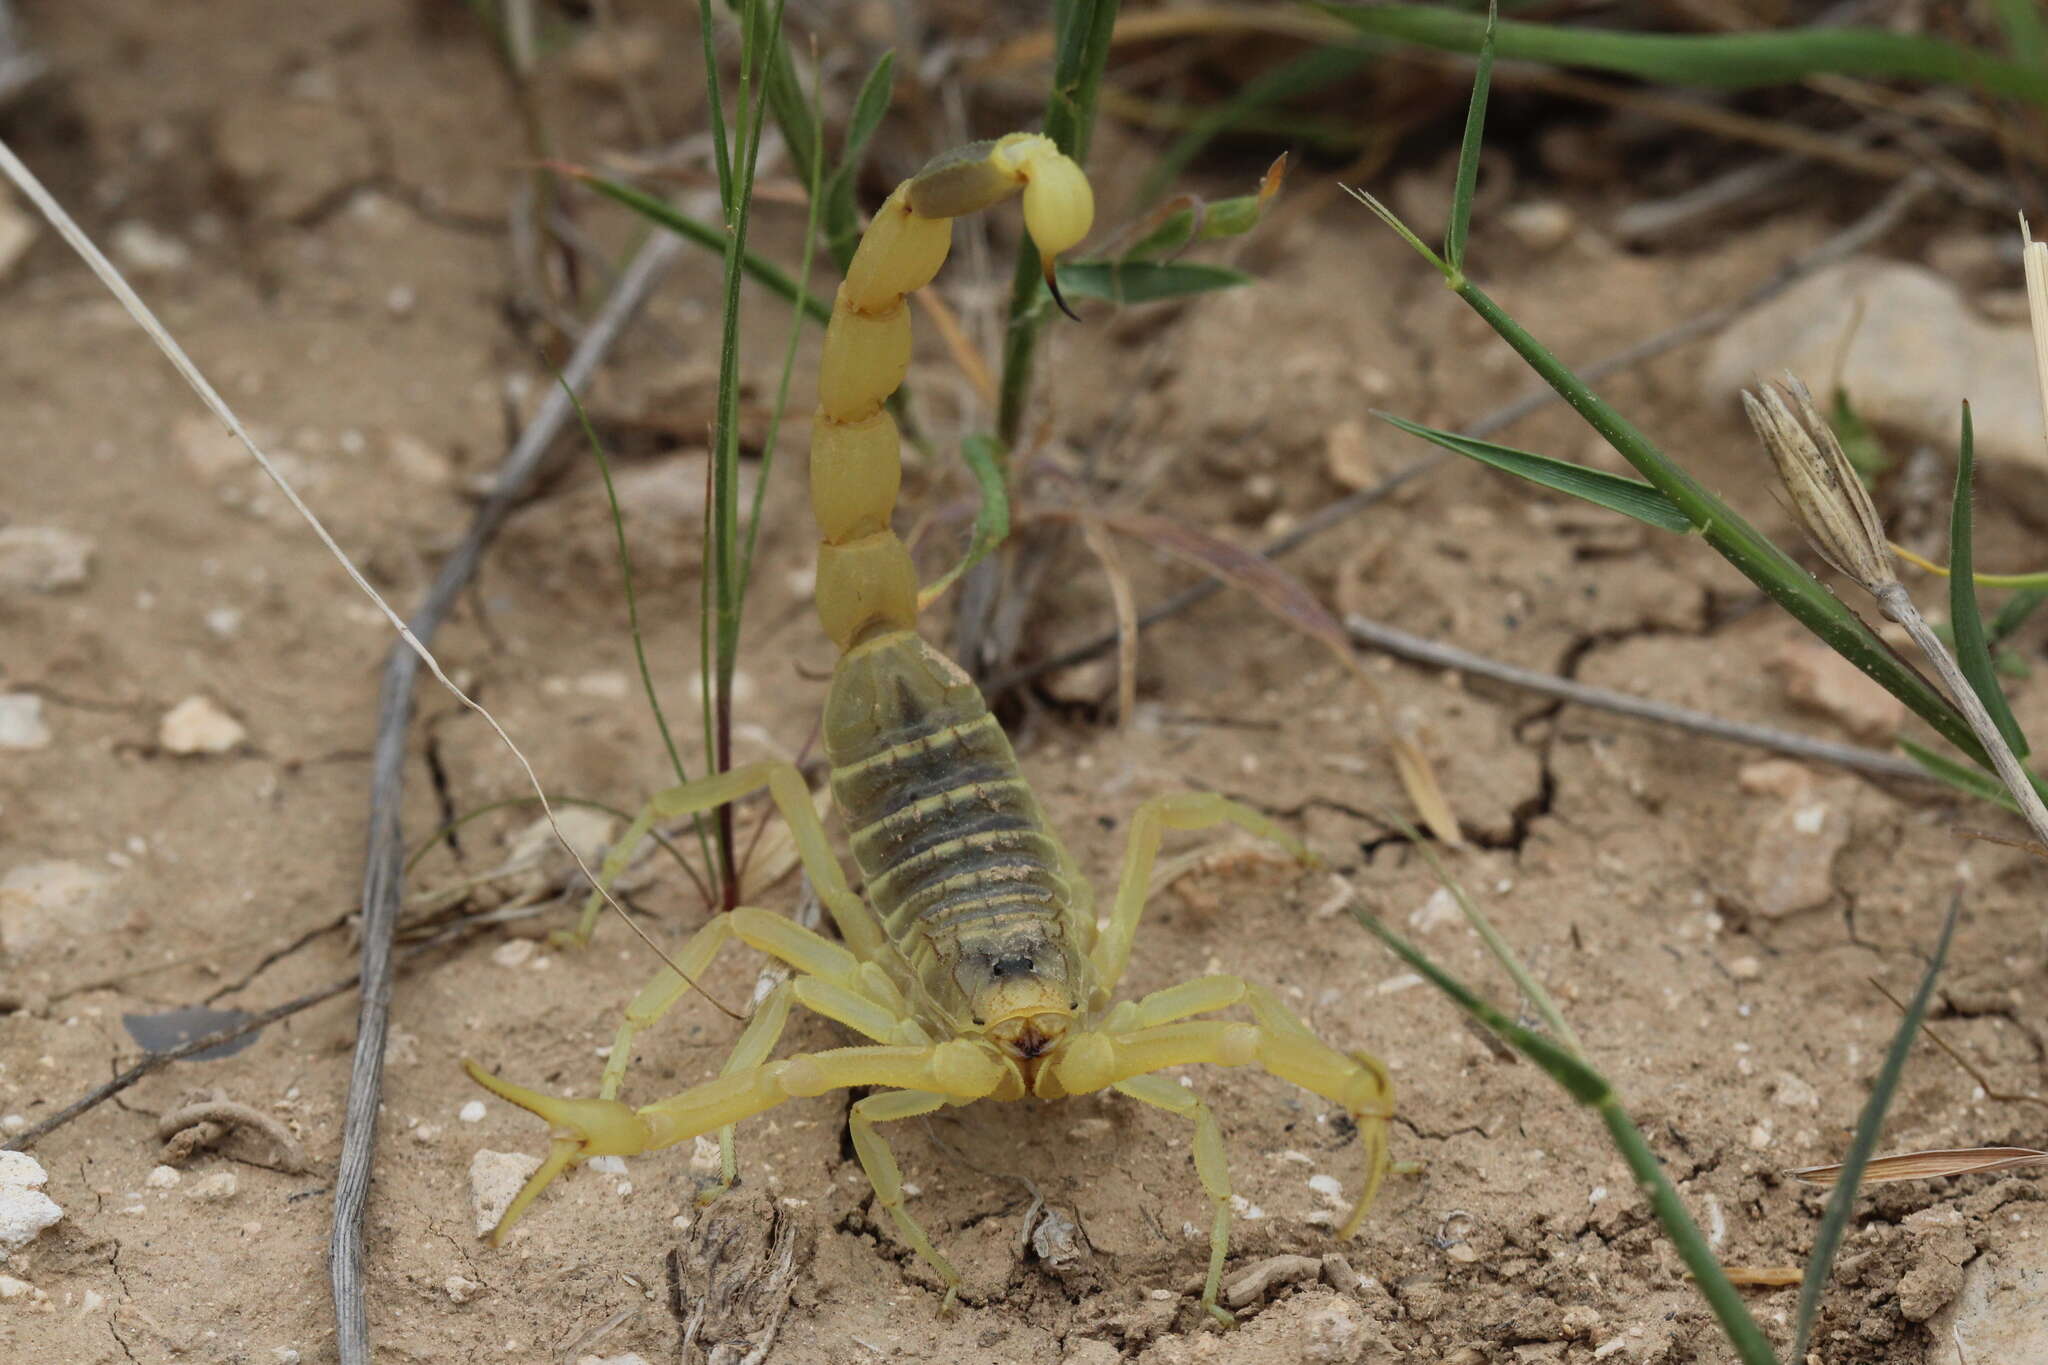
[465,132,1395,1324]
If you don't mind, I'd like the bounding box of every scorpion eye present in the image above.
[990,955,1033,980]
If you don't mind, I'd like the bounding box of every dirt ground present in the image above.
[4,3,2045,1363]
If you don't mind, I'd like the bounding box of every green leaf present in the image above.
[920,434,1011,607]
[1376,412,1693,532]
[1792,895,1961,1360]
[1055,260,1252,305]
[575,173,831,323]
[1898,737,2022,813]
[1318,3,2048,106]
[1444,0,1497,272]
[1947,404,2029,758]
[1120,198,1201,262]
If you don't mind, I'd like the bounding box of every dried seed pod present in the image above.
[1741,374,1897,595]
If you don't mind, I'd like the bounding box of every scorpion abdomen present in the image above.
[825,629,1074,954]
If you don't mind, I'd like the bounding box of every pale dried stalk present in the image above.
[1744,375,2048,851]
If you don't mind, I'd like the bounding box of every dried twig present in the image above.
[1344,613,1930,782]
[333,229,683,1365]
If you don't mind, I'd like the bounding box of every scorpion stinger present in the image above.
[465,133,1394,1325]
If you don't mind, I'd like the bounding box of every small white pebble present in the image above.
[585,1156,627,1176]
[413,1124,443,1144]
[687,1136,722,1175]
[186,1171,238,1203]
[490,939,536,969]
[158,695,246,754]
[1588,1185,1607,1205]
[145,1166,181,1190]
[459,1100,487,1124]
[444,1275,480,1304]
[79,1288,105,1312]
[1307,1173,1346,1208]
[0,1275,31,1299]
[272,1350,302,1365]
[1228,1194,1265,1220]
[470,1150,544,1236]
[0,1117,26,1136]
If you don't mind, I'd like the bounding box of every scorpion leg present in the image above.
[847,1089,964,1311]
[1055,1001,1394,1283]
[557,760,889,965]
[1092,792,1313,993]
[1114,1074,1237,1326]
[466,1038,1004,1245]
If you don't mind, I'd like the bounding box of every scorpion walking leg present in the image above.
[558,760,889,963]
[1114,1073,1237,1325]
[847,1089,963,1310]
[473,906,919,1239]
[1092,791,1313,992]
[1056,1009,1393,1288]
[468,1039,1007,1243]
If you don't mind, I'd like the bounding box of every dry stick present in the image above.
[989,171,1935,698]
[1343,613,1929,782]
[332,230,683,1365]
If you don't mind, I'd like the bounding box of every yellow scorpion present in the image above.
[465,133,1394,1323]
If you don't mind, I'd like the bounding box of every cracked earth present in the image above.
[4,2,2047,1363]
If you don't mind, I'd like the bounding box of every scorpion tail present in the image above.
[809,135,1093,653]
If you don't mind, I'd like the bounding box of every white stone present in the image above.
[489,938,536,969]
[0,694,50,749]
[1408,886,1461,933]
[458,1100,487,1124]
[159,695,246,754]
[185,1171,238,1203]
[0,1153,62,1256]
[0,1274,30,1298]
[1929,1207,2048,1358]
[144,1166,181,1190]
[1307,1172,1347,1208]
[443,1274,479,1303]
[0,526,93,592]
[1502,199,1575,251]
[1704,259,2044,469]
[470,1150,543,1236]
[109,221,192,274]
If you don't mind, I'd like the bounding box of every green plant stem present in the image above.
[995,0,1119,448]
[1449,275,1991,768]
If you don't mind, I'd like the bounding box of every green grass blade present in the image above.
[1319,3,2048,106]
[1444,0,1497,273]
[1991,585,2048,644]
[1792,895,1962,1360]
[696,0,733,206]
[1947,403,2029,758]
[1990,0,2047,70]
[1055,260,1253,305]
[1353,911,1780,1365]
[573,172,830,322]
[1898,737,2020,813]
[920,434,1011,606]
[1376,412,1691,532]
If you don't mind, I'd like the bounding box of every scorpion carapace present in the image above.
[465,132,1395,1323]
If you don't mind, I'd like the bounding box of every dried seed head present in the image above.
[1741,374,1898,596]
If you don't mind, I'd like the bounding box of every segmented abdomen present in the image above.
[824,630,1070,950]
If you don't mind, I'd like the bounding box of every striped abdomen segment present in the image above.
[824,631,1071,948]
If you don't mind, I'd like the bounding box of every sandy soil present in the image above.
[3,3,2044,1364]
